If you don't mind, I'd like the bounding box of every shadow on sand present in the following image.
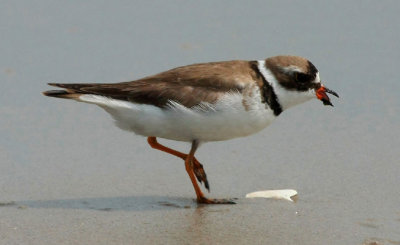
[12,196,201,212]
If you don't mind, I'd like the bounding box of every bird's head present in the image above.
[263,55,339,110]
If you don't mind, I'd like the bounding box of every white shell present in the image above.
[245,189,298,202]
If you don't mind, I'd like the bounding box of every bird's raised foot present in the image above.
[192,160,210,191]
[197,197,236,204]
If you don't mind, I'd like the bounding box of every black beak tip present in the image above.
[322,98,334,107]
[325,88,339,98]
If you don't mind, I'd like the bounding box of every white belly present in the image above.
[79,91,276,142]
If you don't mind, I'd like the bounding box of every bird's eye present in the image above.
[295,72,309,84]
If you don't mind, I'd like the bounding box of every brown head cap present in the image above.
[265,55,319,91]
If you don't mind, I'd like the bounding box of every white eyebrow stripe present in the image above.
[282,65,303,73]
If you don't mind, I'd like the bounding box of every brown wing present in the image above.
[47,60,260,108]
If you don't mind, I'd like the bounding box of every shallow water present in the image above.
[1,1,400,244]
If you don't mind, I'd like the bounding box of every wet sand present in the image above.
[1,1,400,244]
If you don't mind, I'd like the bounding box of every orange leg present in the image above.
[147,137,209,190]
[147,137,235,204]
[185,140,235,204]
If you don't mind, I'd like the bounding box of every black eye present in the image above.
[295,72,310,84]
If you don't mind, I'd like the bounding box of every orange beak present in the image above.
[316,85,339,106]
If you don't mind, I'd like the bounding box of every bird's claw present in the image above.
[193,159,210,191]
[197,197,236,204]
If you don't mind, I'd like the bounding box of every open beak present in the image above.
[315,85,339,106]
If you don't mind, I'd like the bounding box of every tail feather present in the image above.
[43,82,131,100]
[47,83,91,90]
[43,83,92,99]
[42,89,80,99]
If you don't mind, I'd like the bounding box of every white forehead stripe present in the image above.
[314,72,320,84]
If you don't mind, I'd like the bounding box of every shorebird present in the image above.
[43,55,338,204]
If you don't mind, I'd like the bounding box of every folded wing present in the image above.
[43,60,257,108]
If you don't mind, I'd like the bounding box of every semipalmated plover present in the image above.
[43,55,338,204]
